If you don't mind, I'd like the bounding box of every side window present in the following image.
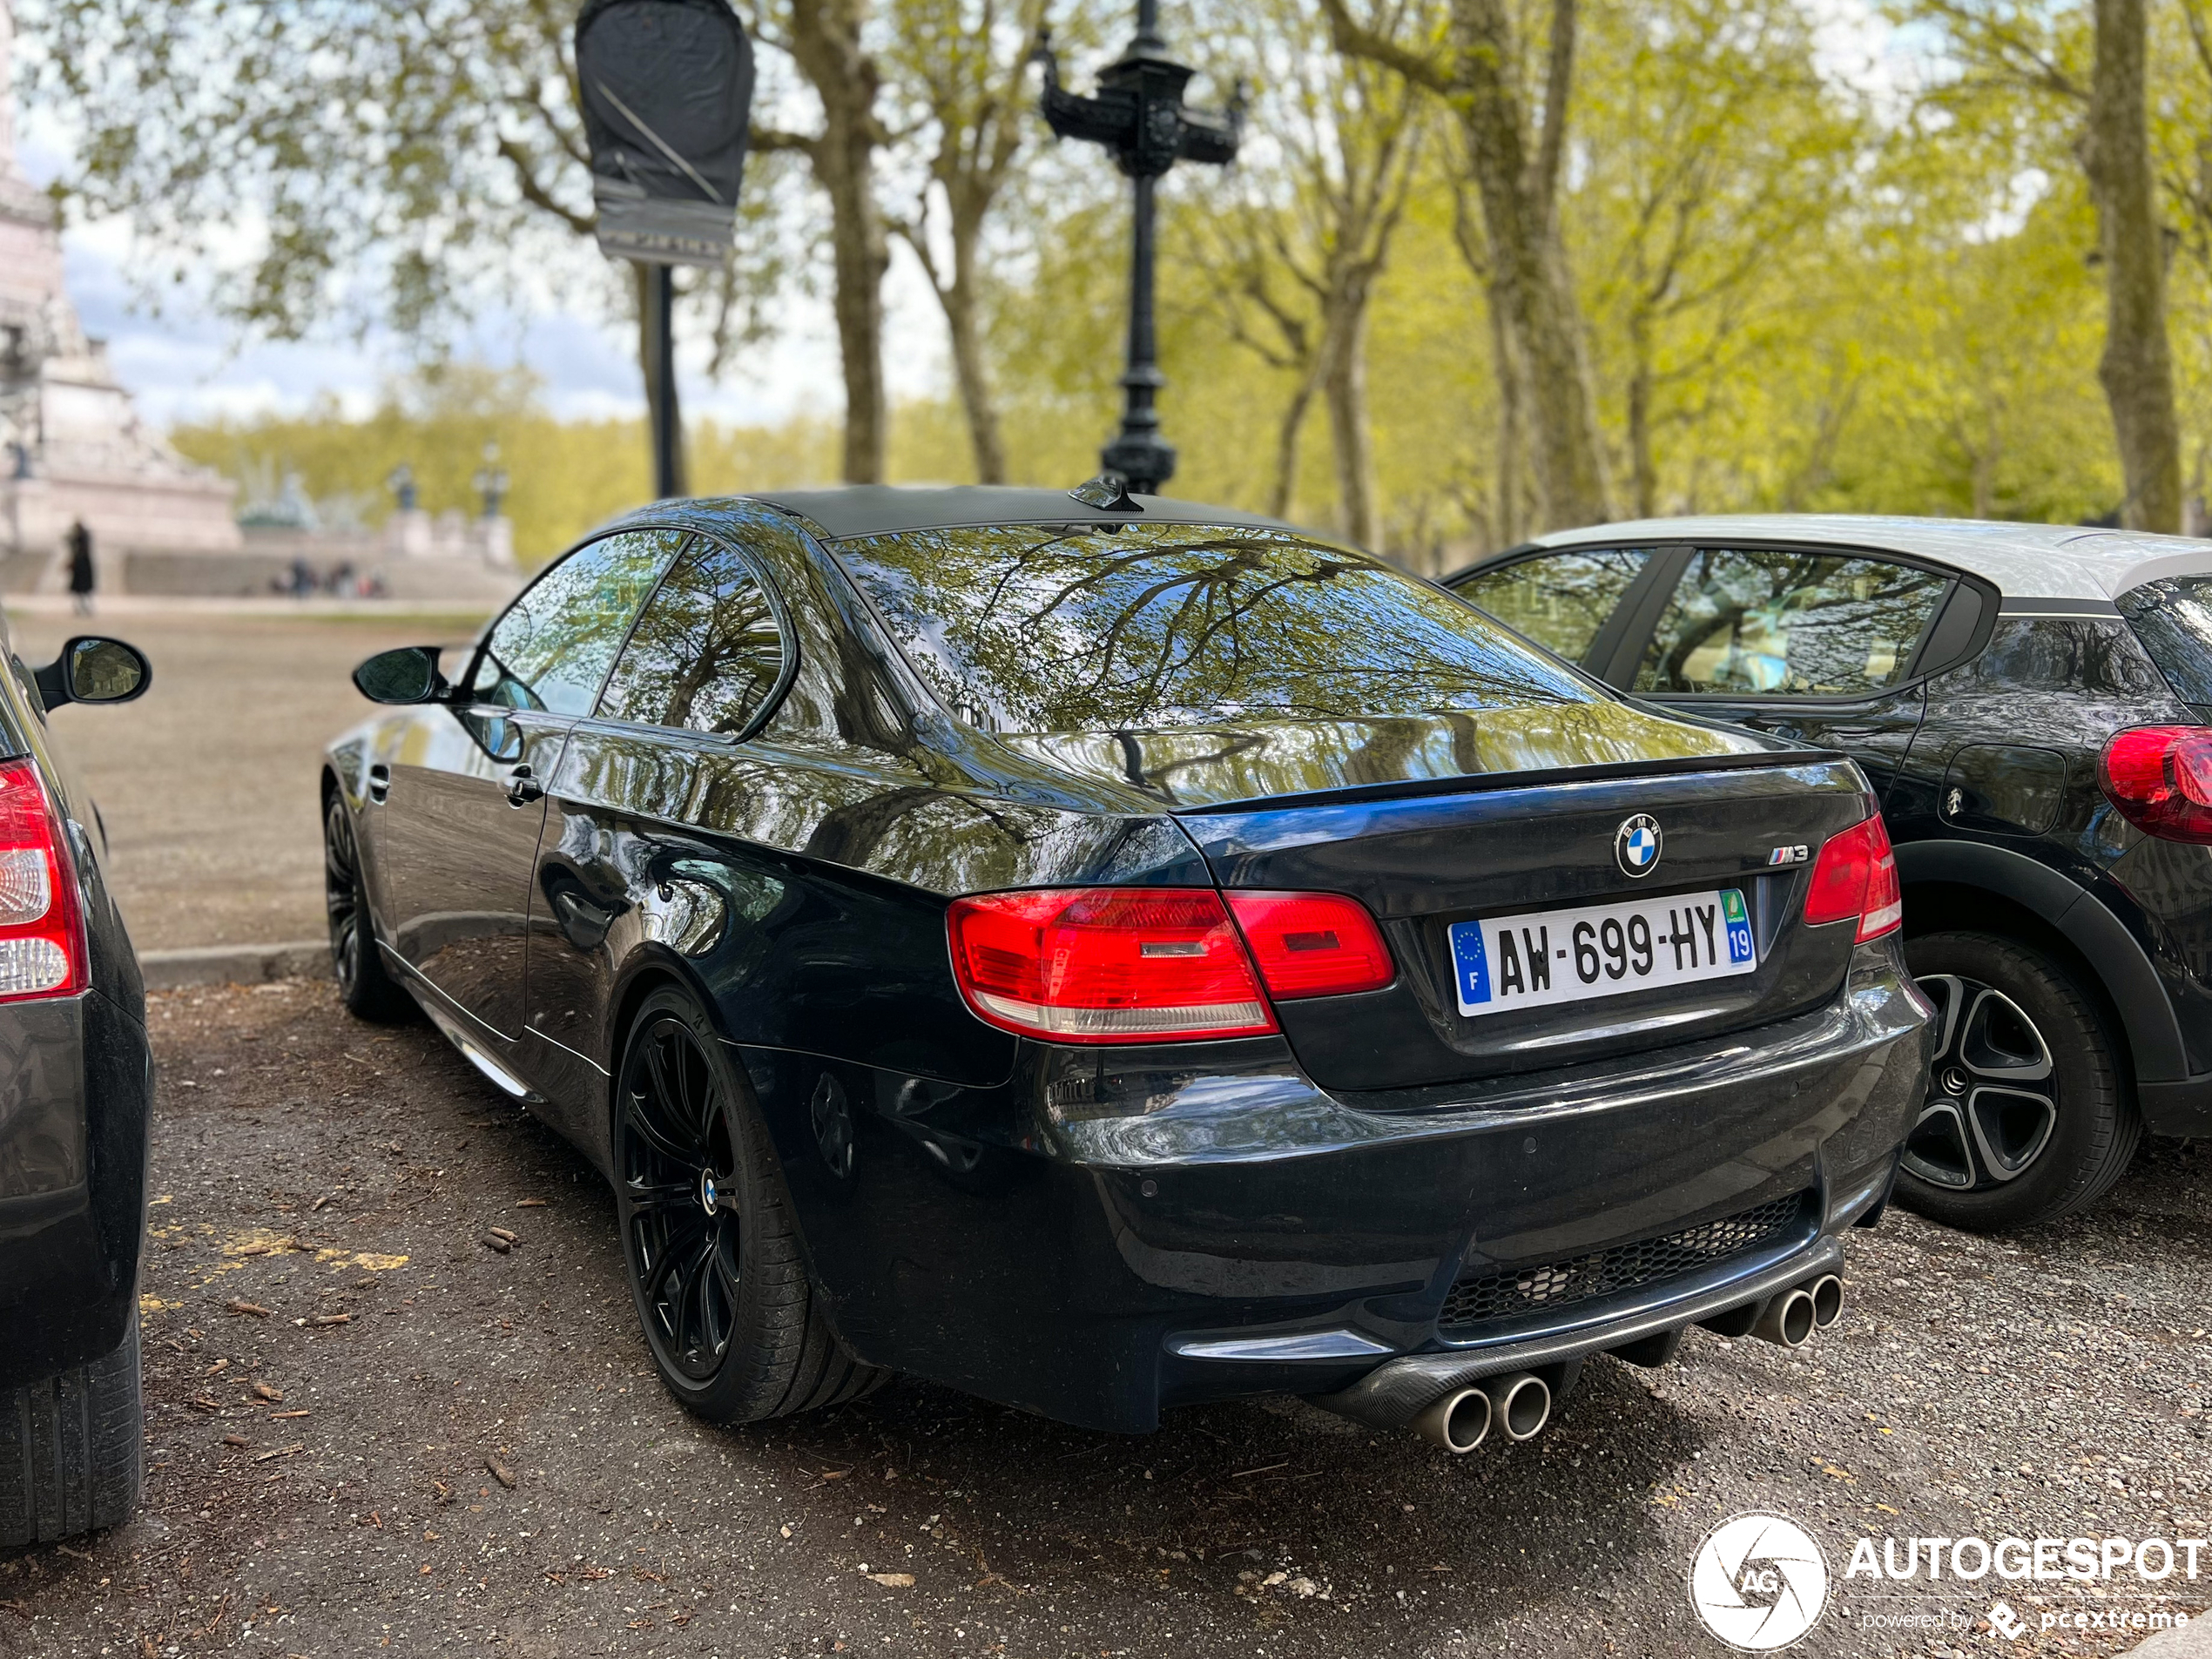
[1453,549,1650,664]
[597,540,787,736]
[469,529,689,716]
[1635,548,1948,697]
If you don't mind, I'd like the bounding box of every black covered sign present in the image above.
[576,0,754,266]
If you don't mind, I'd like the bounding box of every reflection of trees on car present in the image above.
[840,524,1588,734]
[1641,550,1946,697]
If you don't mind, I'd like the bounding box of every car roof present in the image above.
[736,484,1297,543]
[1523,513,2212,605]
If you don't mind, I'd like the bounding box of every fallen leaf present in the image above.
[866,1573,914,1588]
[220,1434,248,1449]
[479,1235,510,1255]
[515,1198,546,1208]
[487,1227,518,1244]
[484,1457,516,1490]
[251,1382,284,1403]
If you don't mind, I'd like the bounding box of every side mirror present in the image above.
[352,646,448,705]
[35,636,151,709]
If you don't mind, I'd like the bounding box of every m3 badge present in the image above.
[1767,845,1811,867]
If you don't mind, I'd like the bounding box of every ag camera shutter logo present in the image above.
[1689,1512,1830,1649]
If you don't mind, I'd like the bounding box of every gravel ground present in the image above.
[4,604,493,951]
[0,981,2203,1658]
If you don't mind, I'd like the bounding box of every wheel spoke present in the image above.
[1959,988,2053,1083]
[1966,1085,2058,1180]
[624,1091,695,1170]
[624,1178,692,1214]
[1901,1099,1976,1190]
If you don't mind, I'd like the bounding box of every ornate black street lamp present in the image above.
[1035,2,1242,495]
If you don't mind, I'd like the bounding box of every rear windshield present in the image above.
[2119,577,2212,703]
[832,523,1592,733]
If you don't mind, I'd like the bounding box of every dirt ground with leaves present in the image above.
[0,980,2204,1658]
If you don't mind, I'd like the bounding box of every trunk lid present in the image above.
[1177,753,1874,1092]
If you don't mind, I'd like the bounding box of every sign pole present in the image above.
[647,263,683,499]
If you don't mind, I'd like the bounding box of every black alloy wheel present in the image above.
[323,791,410,1021]
[1898,931,2141,1231]
[618,1009,745,1386]
[612,986,889,1422]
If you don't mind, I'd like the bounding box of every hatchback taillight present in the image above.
[2098,725,2212,843]
[1802,812,1902,942]
[0,759,84,1000]
[945,886,1394,1044]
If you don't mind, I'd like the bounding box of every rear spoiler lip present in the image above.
[1169,747,1858,818]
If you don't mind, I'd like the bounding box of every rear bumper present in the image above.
[746,942,1931,1433]
[0,989,152,1388]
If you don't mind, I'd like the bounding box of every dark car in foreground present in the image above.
[1448,516,2212,1233]
[0,628,154,1543]
[323,486,1928,1451]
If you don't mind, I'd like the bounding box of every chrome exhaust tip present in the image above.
[1479,1370,1551,1441]
[1808,1273,1844,1329]
[1751,1287,1817,1348]
[1410,1386,1492,1454]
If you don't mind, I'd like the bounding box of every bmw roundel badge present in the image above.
[1615,813,1662,878]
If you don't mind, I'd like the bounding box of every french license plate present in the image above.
[1449,888,1756,1017]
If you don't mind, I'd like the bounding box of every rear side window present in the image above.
[470,529,688,716]
[597,541,787,736]
[1635,548,1947,697]
[1453,549,1650,664]
[2119,577,2212,703]
[833,523,1590,733]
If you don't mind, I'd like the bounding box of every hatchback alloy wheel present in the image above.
[1905,973,2059,1190]
[618,1014,744,1384]
[323,793,366,995]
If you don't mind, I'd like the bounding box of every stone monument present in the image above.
[0,0,241,591]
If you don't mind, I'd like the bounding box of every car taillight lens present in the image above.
[948,887,1277,1042]
[0,759,84,1000]
[1803,812,1902,942]
[2099,725,2212,844]
[1224,890,1395,998]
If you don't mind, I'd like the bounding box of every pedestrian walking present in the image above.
[64,521,94,617]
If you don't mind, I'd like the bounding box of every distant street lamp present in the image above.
[1035,1,1243,495]
[472,442,510,520]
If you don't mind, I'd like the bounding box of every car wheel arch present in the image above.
[1894,840,2182,1084]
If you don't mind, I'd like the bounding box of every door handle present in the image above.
[505,765,544,807]
[367,763,390,803]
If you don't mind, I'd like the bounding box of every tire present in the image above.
[1898,930,2141,1231]
[613,985,888,1423]
[0,1312,142,1546]
[324,789,413,1022]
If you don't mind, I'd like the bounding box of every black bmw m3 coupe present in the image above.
[322,486,1932,1451]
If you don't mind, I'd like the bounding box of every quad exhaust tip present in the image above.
[1483,1371,1551,1441]
[1411,1386,1492,1454]
[1406,1370,1551,1453]
[1750,1273,1845,1348]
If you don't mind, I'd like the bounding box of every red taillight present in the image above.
[944,886,1397,1043]
[0,759,84,1001]
[1803,812,1902,942]
[1224,890,1395,999]
[2099,725,2212,843]
[947,887,1276,1043]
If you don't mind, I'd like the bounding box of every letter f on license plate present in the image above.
[1450,887,1757,1017]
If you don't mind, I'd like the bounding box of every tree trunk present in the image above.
[2080,0,2182,532]
[1626,313,1654,519]
[789,2,890,486]
[941,220,1008,484]
[1487,278,1521,547]
[1267,359,1324,521]
[1448,0,1612,530]
[1324,289,1380,550]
